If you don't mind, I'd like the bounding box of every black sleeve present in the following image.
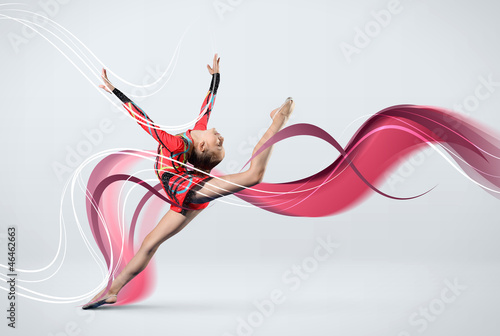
[112,87,132,104]
[209,73,220,94]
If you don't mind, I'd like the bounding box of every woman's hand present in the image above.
[99,68,115,93]
[207,53,220,75]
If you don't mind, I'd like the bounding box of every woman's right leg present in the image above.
[190,97,295,203]
[84,209,203,306]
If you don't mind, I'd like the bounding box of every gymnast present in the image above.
[83,54,295,309]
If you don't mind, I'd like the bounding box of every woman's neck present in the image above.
[189,129,200,144]
[188,130,211,173]
[188,129,201,155]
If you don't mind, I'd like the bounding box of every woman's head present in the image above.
[189,128,225,171]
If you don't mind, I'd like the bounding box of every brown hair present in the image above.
[189,149,221,171]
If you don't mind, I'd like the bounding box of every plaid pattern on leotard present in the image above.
[112,73,220,214]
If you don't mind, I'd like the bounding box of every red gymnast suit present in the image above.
[112,73,220,215]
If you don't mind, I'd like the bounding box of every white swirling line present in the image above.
[0,3,499,304]
[0,3,216,132]
[2,116,499,303]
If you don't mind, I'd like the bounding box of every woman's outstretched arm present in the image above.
[99,68,184,152]
[193,54,221,131]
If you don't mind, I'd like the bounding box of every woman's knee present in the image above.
[247,168,264,186]
[140,236,161,256]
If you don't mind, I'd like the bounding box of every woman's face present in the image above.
[203,127,225,162]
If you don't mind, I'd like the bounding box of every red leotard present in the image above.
[112,73,220,214]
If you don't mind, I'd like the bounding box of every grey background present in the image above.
[1,0,499,335]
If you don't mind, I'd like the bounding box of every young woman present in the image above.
[83,54,295,309]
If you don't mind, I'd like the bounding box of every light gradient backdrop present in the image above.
[1,0,499,335]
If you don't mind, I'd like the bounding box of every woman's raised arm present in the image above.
[99,68,184,152]
[193,54,221,131]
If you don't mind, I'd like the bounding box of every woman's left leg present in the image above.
[83,209,203,307]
